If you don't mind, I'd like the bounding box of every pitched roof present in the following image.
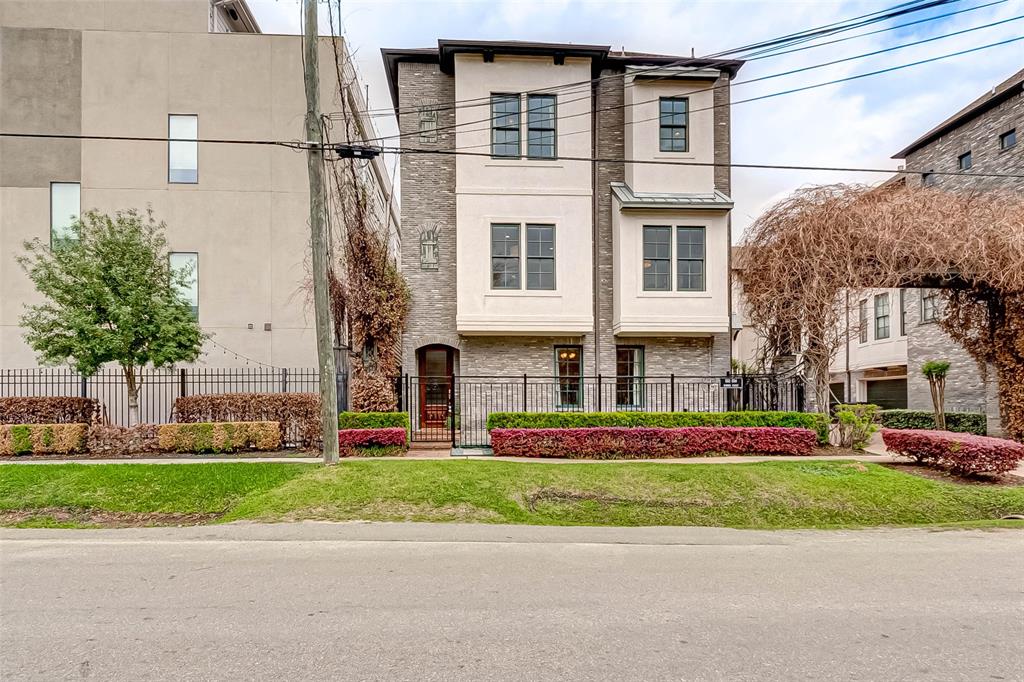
[892,67,1024,159]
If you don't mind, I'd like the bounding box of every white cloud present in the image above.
[249,0,1022,240]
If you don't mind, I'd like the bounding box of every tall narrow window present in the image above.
[491,94,520,157]
[642,226,671,291]
[50,182,80,247]
[899,289,907,336]
[874,293,890,340]
[526,94,556,159]
[659,97,688,152]
[615,346,644,409]
[858,299,868,343]
[555,345,582,409]
[526,224,555,290]
[168,114,198,183]
[490,224,520,289]
[676,227,705,291]
[170,252,199,318]
[921,289,939,322]
[957,151,972,171]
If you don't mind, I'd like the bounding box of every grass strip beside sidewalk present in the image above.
[1,460,1022,529]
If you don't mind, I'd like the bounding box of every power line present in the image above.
[381,146,1024,179]
[371,24,1024,147]
[343,0,961,120]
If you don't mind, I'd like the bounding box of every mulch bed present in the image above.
[881,462,1024,487]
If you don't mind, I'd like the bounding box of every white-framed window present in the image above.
[50,182,80,247]
[170,252,199,318]
[642,225,706,292]
[874,293,890,340]
[921,289,940,322]
[169,114,198,183]
[858,299,868,343]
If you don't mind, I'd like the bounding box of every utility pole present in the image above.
[302,0,339,465]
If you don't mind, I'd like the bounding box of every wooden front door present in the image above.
[418,346,453,428]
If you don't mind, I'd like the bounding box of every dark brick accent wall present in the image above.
[712,72,731,195]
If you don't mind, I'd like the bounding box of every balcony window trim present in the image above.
[525,94,557,160]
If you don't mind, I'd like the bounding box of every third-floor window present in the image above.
[526,95,556,159]
[490,95,520,157]
[659,97,688,152]
[491,93,557,159]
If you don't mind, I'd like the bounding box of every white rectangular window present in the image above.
[50,182,80,246]
[169,114,198,183]
[874,293,890,340]
[170,252,199,318]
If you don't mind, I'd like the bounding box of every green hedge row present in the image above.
[878,410,986,436]
[337,412,410,430]
[486,411,830,445]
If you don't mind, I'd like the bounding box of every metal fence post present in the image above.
[179,368,187,398]
[522,373,528,412]
[597,374,602,412]
[670,373,676,412]
[80,375,88,398]
[449,372,457,447]
[280,367,289,393]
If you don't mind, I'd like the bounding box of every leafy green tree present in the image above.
[18,209,204,424]
[921,360,951,431]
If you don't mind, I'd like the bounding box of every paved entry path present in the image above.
[2,523,1022,681]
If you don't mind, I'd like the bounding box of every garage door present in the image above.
[866,379,908,410]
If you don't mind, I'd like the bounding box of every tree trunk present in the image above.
[936,376,946,431]
[123,364,141,426]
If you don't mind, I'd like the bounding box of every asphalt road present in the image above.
[2,523,1022,681]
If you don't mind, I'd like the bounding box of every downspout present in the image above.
[591,70,600,373]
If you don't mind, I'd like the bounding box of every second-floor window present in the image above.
[957,151,972,171]
[659,97,688,152]
[168,114,198,183]
[874,293,890,340]
[50,181,80,247]
[643,225,706,292]
[526,95,556,159]
[170,252,199,318]
[491,95,520,157]
[491,224,520,288]
[858,299,868,343]
[899,289,907,336]
[490,223,557,290]
[526,224,555,290]
[921,289,940,322]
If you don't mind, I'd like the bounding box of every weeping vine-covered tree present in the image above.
[738,184,1024,440]
[18,209,204,424]
[322,27,410,412]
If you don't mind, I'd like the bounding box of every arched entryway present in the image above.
[414,344,459,438]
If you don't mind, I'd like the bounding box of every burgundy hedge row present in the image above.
[489,426,817,459]
[338,427,408,457]
[882,428,1024,476]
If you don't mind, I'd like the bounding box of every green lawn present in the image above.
[1,460,1023,529]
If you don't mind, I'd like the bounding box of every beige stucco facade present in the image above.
[0,0,397,369]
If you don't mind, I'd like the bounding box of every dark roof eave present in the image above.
[892,75,1023,159]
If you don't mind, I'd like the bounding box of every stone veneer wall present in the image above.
[397,61,457,375]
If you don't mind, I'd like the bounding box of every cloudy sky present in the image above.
[248,0,1021,239]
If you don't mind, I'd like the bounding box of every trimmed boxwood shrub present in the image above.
[490,426,817,459]
[879,410,986,436]
[337,412,410,430]
[882,428,1024,476]
[486,411,829,445]
[156,421,281,454]
[0,423,87,455]
[0,397,99,425]
[338,427,408,457]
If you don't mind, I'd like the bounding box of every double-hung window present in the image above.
[643,225,705,292]
[555,345,582,409]
[491,95,520,157]
[921,289,940,322]
[874,293,890,340]
[659,97,688,152]
[858,299,868,343]
[615,346,644,409]
[50,182,80,247]
[490,224,521,289]
[526,224,555,290]
[168,114,198,183]
[526,95,556,159]
[899,289,907,336]
[170,252,199,318]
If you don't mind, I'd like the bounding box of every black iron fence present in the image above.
[398,373,805,447]
[0,367,347,428]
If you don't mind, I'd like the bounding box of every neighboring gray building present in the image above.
[382,40,742,429]
[829,67,1021,431]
